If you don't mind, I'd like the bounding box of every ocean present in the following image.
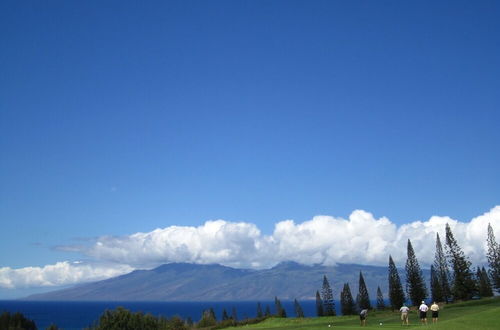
[0,300,326,329]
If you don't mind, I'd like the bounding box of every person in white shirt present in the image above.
[399,304,410,325]
[359,309,368,326]
[418,301,429,325]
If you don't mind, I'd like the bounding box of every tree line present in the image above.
[315,222,500,317]
[389,222,499,308]
[86,299,293,330]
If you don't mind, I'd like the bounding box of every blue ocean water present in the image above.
[0,300,325,329]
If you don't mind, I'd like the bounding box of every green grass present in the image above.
[230,297,500,329]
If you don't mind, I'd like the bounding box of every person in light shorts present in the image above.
[399,304,410,325]
[430,302,440,323]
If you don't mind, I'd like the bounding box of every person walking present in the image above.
[399,304,410,325]
[418,301,429,325]
[430,302,440,323]
[359,309,368,326]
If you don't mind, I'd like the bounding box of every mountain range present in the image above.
[25,261,419,301]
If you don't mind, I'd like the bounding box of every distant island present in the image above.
[24,261,404,301]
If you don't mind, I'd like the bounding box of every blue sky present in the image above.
[1,1,499,298]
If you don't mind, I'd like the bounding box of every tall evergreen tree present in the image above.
[355,293,361,312]
[405,239,427,306]
[256,302,263,318]
[482,267,494,297]
[445,223,476,300]
[358,271,371,310]
[264,305,271,317]
[376,286,385,310]
[294,299,305,318]
[199,309,217,327]
[222,308,229,321]
[486,223,500,293]
[231,307,238,321]
[433,233,452,303]
[315,290,324,317]
[340,283,356,316]
[388,255,406,311]
[430,265,442,303]
[209,308,217,321]
[321,275,336,316]
[274,296,281,317]
[274,296,286,318]
[476,266,494,297]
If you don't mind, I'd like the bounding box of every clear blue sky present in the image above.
[1,0,499,272]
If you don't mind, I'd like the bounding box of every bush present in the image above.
[196,311,216,328]
[87,307,187,330]
[0,311,37,330]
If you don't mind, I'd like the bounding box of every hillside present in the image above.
[25,262,415,301]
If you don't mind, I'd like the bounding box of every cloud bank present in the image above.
[2,206,500,289]
[0,262,133,289]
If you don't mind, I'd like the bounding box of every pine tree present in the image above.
[476,266,494,297]
[274,296,286,318]
[256,302,263,318]
[321,275,336,316]
[376,286,385,310]
[486,223,500,293]
[264,305,271,317]
[294,299,305,318]
[482,267,494,297]
[358,272,371,310]
[430,265,443,303]
[199,309,217,327]
[231,307,237,321]
[340,282,356,315]
[445,223,476,300]
[209,308,217,321]
[274,296,281,316]
[388,255,406,310]
[339,283,348,315]
[472,267,481,297]
[315,290,324,317]
[405,239,427,306]
[222,308,229,321]
[433,233,452,303]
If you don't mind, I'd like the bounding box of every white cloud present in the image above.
[85,220,274,269]
[82,207,500,270]
[2,206,500,289]
[272,210,398,266]
[0,262,132,289]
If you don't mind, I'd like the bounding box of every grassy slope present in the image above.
[234,297,500,329]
